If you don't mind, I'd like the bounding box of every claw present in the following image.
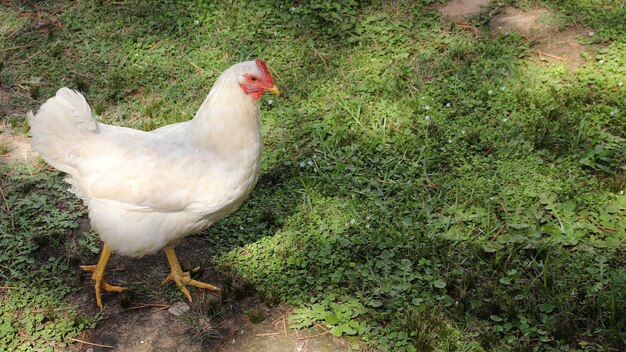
[81,243,126,310]
[162,246,220,302]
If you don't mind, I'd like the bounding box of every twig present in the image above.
[110,266,126,272]
[26,51,41,62]
[125,303,171,311]
[7,23,27,39]
[492,223,506,241]
[152,306,171,313]
[266,63,282,83]
[148,40,163,52]
[239,247,252,255]
[296,322,332,340]
[282,316,287,336]
[255,332,280,337]
[77,331,86,352]
[67,337,113,349]
[489,5,502,17]
[311,46,329,68]
[213,329,239,352]
[456,22,479,35]
[499,201,508,215]
[79,324,107,352]
[425,181,439,190]
[297,330,330,340]
[537,49,566,61]
[0,286,18,289]
[617,235,626,248]
[577,216,618,233]
[0,44,36,52]
[314,322,330,333]
[48,2,73,15]
[184,58,205,74]
[271,313,289,326]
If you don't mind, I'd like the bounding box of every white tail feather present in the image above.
[28,88,99,175]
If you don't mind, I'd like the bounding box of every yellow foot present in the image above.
[162,246,220,302]
[81,243,126,310]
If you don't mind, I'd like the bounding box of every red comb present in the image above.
[255,58,274,85]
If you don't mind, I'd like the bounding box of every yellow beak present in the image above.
[265,85,280,95]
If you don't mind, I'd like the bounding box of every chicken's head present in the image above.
[238,59,280,100]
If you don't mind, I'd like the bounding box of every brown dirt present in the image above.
[438,0,492,21]
[0,86,20,117]
[490,8,553,37]
[533,27,598,70]
[0,126,36,164]
[68,236,352,352]
[0,87,37,164]
[489,7,599,70]
[436,2,600,71]
[0,87,10,102]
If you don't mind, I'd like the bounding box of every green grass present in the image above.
[1,0,625,350]
[0,164,96,351]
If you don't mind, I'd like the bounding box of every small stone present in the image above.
[168,301,190,316]
[86,349,94,352]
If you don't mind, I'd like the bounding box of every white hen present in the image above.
[28,59,279,309]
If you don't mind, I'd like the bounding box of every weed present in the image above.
[0,143,10,155]
[232,280,256,301]
[0,165,95,350]
[177,313,221,342]
[203,295,223,319]
[245,308,267,324]
[130,267,182,304]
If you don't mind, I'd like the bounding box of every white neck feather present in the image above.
[189,68,262,171]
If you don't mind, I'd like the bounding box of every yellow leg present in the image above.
[162,245,220,302]
[80,243,126,310]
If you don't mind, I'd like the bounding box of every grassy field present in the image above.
[1,0,625,351]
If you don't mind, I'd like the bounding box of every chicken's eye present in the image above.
[250,76,257,81]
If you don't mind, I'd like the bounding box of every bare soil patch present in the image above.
[0,87,36,164]
[69,236,350,352]
[532,28,598,70]
[0,126,36,164]
[490,7,599,70]
[436,3,601,71]
[490,8,553,37]
[438,0,492,21]
[0,86,21,116]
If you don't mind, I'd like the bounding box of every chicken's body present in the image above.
[28,59,279,308]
